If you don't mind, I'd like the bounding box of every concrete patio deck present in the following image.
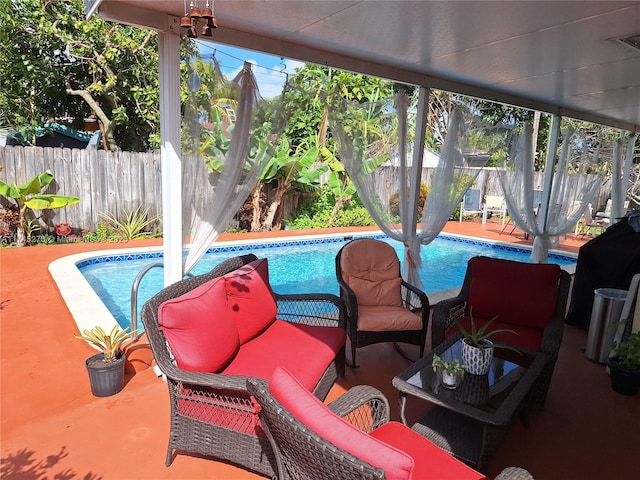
[1,219,638,480]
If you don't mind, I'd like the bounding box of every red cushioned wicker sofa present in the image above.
[141,254,346,477]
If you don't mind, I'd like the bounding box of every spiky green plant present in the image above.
[75,325,135,362]
[101,206,161,240]
[456,309,520,353]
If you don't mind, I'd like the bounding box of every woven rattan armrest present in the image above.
[432,296,467,347]
[400,280,430,312]
[327,385,390,433]
[336,274,359,321]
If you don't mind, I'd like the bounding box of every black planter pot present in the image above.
[608,359,640,396]
[85,353,126,397]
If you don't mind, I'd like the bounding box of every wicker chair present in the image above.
[141,254,347,477]
[247,372,535,480]
[336,238,429,367]
[431,256,570,410]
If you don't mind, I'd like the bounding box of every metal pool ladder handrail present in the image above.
[130,262,164,340]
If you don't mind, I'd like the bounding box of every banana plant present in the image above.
[0,170,79,246]
[257,135,328,231]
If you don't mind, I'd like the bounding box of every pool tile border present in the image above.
[75,232,577,268]
[53,231,576,338]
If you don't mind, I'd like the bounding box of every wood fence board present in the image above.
[0,145,616,235]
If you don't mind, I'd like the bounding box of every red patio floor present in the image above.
[1,220,638,479]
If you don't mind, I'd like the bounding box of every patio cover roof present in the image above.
[91,0,640,132]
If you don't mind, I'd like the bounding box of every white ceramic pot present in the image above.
[441,371,458,388]
[462,340,493,375]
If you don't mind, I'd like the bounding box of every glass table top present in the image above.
[404,338,536,412]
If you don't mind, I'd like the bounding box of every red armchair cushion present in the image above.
[269,366,414,480]
[224,320,346,392]
[158,277,239,372]
[467,257,561,330]
[340,239,403,307]
[371,422,486,480]
[224,258,278,344]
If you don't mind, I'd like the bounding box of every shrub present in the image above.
[389,183,429,218]
[286,188,375,229]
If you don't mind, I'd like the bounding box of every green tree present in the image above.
[0,0,161,151]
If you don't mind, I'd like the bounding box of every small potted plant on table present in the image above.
[75,325,135,397]
[607,331,640,396]
[432,354,465,388]
[456,311,519,375]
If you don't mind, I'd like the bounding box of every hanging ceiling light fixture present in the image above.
[181,0,218,39]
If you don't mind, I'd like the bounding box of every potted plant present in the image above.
[607,331,640,396]
[75,325,135,397]
[456,311,519,375]
[432,354,465,389]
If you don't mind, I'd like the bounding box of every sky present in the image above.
[194,40,306,99]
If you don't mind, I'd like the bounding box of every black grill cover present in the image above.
[565,214,640,330]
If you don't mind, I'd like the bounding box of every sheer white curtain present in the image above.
[612,132,638,222]
[328,91,506,288]
[498,123,605,263]
[181,62,287,274]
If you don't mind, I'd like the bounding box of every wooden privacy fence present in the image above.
[0,146,161,232]
[0,145,612,233]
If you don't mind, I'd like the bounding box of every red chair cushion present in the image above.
[224,320,345,392]
[158,276,239,372]
[269,366,415,480]
[224,258,278,344]
[467,257,560,330]
[371,422,486,480]
[340,239,403,307]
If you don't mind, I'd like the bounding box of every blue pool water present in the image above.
[78,234,576,330]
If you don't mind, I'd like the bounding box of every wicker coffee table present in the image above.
[392,333,548,472]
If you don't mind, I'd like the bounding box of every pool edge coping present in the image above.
[50,230,577,335]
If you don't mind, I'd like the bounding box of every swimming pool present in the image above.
[76,232,577,331]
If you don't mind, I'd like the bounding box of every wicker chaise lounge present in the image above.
[141,254,347,477]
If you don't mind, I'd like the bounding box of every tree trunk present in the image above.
[262,186,287,231]
[250,185,262,232]
[327,197,344,225]
[16,204,27,247]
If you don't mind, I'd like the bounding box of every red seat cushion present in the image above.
[158,276,239,372]
[224,320,345,392]
[467,257,561,330]
[224,258,278,344]
[371,422,486,480]
[269,366,414,480]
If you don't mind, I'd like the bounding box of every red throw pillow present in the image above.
[158,276,239,372]
[224,258,278,344]
[269,366,414,480]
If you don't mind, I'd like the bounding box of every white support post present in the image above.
[159,32,183,287]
